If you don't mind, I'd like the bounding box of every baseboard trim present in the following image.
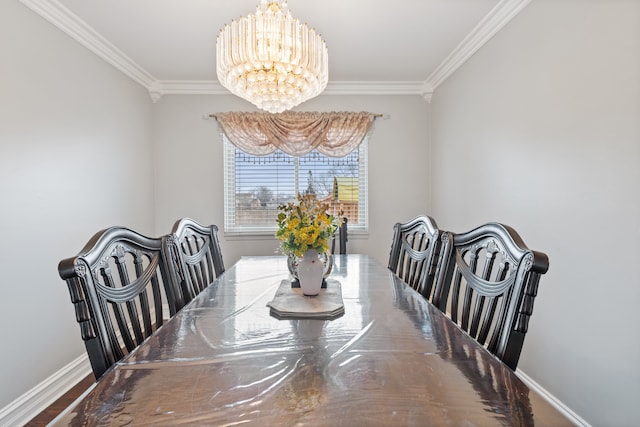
[516,368,590,427]
[0,353,91,427]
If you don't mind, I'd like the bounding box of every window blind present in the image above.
[223,135,368,234]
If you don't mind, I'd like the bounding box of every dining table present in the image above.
[52,254,571,426]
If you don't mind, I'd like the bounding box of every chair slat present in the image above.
[477,296,498,344]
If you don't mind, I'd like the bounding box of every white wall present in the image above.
[152,94,431,266]
[430,0,640,425]
[0,1,155,408]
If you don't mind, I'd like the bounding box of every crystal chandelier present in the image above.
[216,1,328,114]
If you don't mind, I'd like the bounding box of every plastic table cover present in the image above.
[52,255,570,426]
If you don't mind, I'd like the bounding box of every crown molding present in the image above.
[152,80,229,96]
[425,0,532,90]
[326,81,433,104]
[155,80,428,95]
[324,81,427,96]
[19,0,156,88]
[21,0,528,103]
[149,80,431,103]
[147,81,229,103]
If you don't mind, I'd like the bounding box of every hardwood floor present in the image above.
[24,374,95,426]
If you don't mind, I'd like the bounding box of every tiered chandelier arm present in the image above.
[215,111,378,157]
[216,1,328,114]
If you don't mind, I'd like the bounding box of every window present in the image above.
[223,136,368,234]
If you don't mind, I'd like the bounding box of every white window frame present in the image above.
[223,136,368,235]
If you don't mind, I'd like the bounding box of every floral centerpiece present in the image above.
[276,193,338,257]
[276,194,340,295]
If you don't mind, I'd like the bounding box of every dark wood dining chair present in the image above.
[164,218,225,307]
[331,217,348,254]
[432,222,549,370]
[58,227,179,379]
[388,215,442,300]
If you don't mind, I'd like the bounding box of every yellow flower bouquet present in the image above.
[276,194,339,257]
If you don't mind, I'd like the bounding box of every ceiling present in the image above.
[21,0,530,100]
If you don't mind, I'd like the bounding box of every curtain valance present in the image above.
[215,111,377,157]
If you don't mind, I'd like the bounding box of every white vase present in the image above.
[297,249,324,296]
[287,251,333,279]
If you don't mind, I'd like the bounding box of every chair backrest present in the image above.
[58,227,179,379]
[164,218,225,307]
[388,215,442,300]
[331,217,348,254]
[432,222,549,370]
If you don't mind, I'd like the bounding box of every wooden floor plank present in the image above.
[24,374,95,426]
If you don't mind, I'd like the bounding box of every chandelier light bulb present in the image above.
[216,1,328,113]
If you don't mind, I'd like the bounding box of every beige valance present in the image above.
[215,111,377,157]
